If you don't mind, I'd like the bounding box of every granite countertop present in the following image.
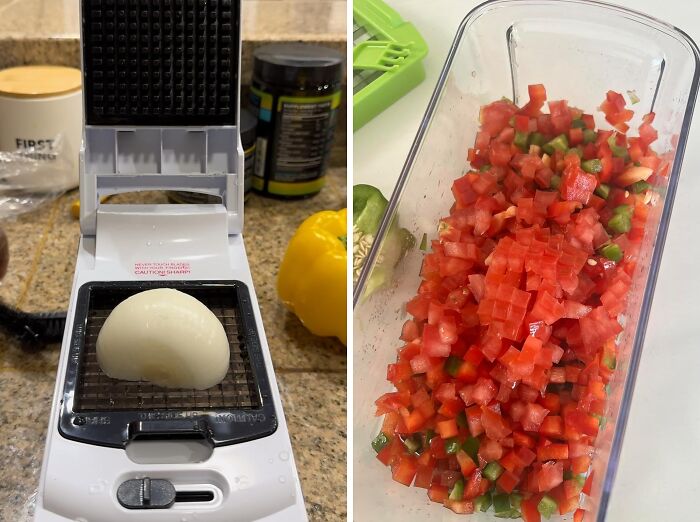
[0,168,347,521]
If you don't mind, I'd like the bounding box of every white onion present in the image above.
[96,288,230,390]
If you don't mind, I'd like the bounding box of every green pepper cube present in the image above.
[630,180,651,193]
[462,436,480,463]
[607,213,631,234]
[571,119,587,129]
[509,493,523,510]
[425,429,436,444]
[538,494,558,519]
[445,355,463,377]
[493,493,512,514]
[594,183,610,200]
[480,164,492,172]
[475,493,492,512]
[581,159,602,174]
[419,233,428,251]
[583,129,597,144]
[456,411,468,429]
[528,132,546,147]
[607,134,629,158]
[449,478,464,501]
[602,352,617,370]
[550,175,562,190]
[545,134,569,153]
[445,437,461,455]
[614,204,633,218]
[483,461,504,481]
[514,130,529,151]
[600,243,623,262]
[567,147,583,159]
[371,432,390,453]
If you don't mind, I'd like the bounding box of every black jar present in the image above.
[250,43,343,199]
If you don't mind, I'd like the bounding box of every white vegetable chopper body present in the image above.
[34,1,306,520]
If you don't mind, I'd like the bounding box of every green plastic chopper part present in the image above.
[353,0,428,130]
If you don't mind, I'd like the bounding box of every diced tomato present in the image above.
[481,406,513,440]
[521,496,543,522]
[374,84,652,515]
[428,483,449,503]
[444,499,475,514]
[538,461,564,492]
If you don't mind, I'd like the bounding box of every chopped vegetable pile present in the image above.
[372,85,665,520]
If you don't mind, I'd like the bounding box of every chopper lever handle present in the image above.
[127,419,213,443]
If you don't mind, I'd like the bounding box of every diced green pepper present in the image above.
[445,437,461,455]
[630,180,651,193]
[571,119,587,129]
[475,493,492,512]
[583,129,597,144]
[607,213,631,234]
[602,352,617,370]
[514,130,529,151]
[567,147,583,159]
[574,474,587,487]
[480,164,492,172]
[419,233,428,251]
[582,159,602,174]
[403,434,422,454]
[550,175,562,190]
[493,493,512,514]
[462,436,480,463]
[456,411,468,429]
[449,478,464,501]
[425,429,436,444]
[600,243,623,262]
[372,432,390,453]
[627,90,640,104]
[445,355,463,377]
[594,183,610,200]
[509,493,523,510]
[483,461,504,481]
[508,116,516,127]
[564,470,574,480]
[614,204,634,218]
[538,494,558,519]
[607,134,629,158]
[542,134,569,155]
[528,132,546,147]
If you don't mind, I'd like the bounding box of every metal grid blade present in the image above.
[353,20,384,95]
[73,287,260,412]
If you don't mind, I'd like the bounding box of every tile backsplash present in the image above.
[0,0,346,41]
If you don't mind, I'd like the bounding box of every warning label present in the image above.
[134,262,192,277]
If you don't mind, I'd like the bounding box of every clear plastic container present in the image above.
[353,1,700,520]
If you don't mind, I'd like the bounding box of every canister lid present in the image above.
[0,65,81,98]
[240,107,257,146]
[253,43,344,90]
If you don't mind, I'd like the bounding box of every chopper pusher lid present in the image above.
[81,0,241,127]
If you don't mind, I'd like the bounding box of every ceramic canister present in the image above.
[0,65,82,192]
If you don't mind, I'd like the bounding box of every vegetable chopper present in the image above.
[34,2,306,520]
[353,0,428,131]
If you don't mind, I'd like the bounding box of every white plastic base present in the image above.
[34,208,307,522]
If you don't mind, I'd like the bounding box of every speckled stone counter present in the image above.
[0,168,347,521]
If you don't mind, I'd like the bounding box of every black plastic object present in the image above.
[0,301,66,345]
[58,280,277,448]
[253,43,344,90]
[128,419,212,442]
[82,0,240,126]
[117,477,176,510]
[251,43,344,198]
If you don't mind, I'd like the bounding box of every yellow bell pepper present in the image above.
[277,209,347,345]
